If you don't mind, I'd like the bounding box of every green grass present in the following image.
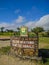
[44,59,49,65]
[39,37,49,49]
[0,32,13,36]
[39,37,49,44]
[0,46,11,55]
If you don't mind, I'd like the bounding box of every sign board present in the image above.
[20,26,28,37]
[11,36,38,56]
[12,40,35,48]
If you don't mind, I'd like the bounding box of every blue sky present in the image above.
[0,0,49,30]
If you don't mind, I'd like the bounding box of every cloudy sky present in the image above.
[0,0,49,30]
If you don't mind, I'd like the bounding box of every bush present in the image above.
[28,32,36,37]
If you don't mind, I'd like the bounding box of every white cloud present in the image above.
[0,15,49,31]
[25,15,49,30]
[15,16,25,23]
[35,15,49,30]
[25,21,35,28]
[0,16,25,31]
[0,22,16,30]
[0,22,9,27]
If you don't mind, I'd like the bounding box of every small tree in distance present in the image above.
[17,27,20,32]
[47,30,49,37]
[17,27,20,36]
[31,27,44,37]
[0,27,4,33]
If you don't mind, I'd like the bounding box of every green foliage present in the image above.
[47,30,49,37]
[42,58,49,65]
[17,27,20,31]
[14,31,20,36]
[28,32,36,37]
[6,29,14,33]
[0,32,13,36]
[0,27,4,33]
[31,27,44,34]
[40,32,49,37]
[40,32,47,37]
[0,46,11,55]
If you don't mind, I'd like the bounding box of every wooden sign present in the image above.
[10,29,38,56]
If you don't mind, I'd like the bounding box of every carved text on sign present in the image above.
[12,40,35,48]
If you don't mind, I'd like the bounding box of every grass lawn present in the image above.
[39,37,49,44]
[39,37,49,49]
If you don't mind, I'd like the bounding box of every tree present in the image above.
[31,27,44,49]
[0,27,4,33]
[6,29,14,33]
[31,27,44,35]
[17,27,20,36]
[47,30,49,37]
[17,27,20,31]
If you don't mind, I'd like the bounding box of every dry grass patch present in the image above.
[0,55,40,65]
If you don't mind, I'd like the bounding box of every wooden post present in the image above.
[36,32,39,56]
